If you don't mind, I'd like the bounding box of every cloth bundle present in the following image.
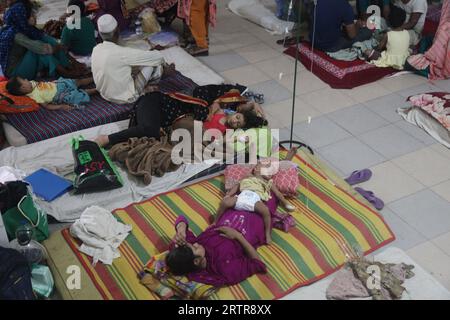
[70,206,132,265]
[109,136,180,185]
[42,19,65,39]
[326,257,415,300]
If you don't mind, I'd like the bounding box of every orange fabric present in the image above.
[189,0,209,48]
[167,92,209,107]
[0,81,39,114]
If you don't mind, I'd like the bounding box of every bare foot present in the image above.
[285,146,299,161]
[85,88,98,96]
[265,233,272,245]
[143,84,159,94]
[60,104,73,111]
[94,135,109,147]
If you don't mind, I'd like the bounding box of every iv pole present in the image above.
[279,0,314,154]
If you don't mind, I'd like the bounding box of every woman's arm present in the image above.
[218,227,261,261]
[14,33,53,55]
[400,12,422,31]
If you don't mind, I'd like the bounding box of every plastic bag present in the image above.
[140,8,161,34]
[71,136,123,194]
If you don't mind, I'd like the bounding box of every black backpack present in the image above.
[0,246,35,300]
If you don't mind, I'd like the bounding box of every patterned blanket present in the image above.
[284,42,397,89]
[5,71,198,144]
[61,152,395,300]
[407,92,450,131]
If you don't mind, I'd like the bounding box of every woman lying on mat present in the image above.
[95,86,267,148]
[165,148,299,286]
[165,199,276,286]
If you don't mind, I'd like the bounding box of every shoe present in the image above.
[354,187,384,211]
[344,169,372,185]
[186,45,209,57]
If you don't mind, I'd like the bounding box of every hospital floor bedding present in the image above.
[43,149,394,300]
[284,42,397,89]
[0,120,220,223]
[2,46,225,147]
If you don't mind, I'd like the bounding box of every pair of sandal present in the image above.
[243,91,264,104]
[344,169,384,211]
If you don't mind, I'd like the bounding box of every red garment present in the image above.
[203,113,227,134]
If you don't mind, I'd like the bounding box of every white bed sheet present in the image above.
[282,247,450,300]
[2,46,224,147]
[0,120,217,222]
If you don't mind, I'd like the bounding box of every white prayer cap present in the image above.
[97,14,118,34]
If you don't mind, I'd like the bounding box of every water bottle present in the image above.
[9,224,47,266]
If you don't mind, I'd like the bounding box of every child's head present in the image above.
[166,243,206,276]
[253,161,274,180]
[6,77,33,96]
[231,110,267,130]
[389,6,407,29]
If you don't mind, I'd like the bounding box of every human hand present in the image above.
[174,223,187,247]
[43,44,54,55]
[217,226,242,240]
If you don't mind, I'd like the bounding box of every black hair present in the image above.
[16,0,34,19]
[389,5,407,29]
[68,0,86,16]
[241,110,268,130]
[165,245,199,276]
[6,77,25,96]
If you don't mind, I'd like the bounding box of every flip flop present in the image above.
[285,204,296,212]
[345,169,372,186]
[354,187,384,210]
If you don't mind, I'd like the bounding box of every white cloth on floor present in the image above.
[70,206,132,265]
[0,166,26,183]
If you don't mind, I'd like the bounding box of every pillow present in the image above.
[272,166,300,197]
[224,164,255,191]
[143,252,217,300]
[0,81,39,114]
[224,162,300,196]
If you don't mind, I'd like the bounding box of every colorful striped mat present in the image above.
[5,71,197,144]
[61,154,395,300]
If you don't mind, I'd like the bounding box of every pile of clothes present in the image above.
[326,256,415,300]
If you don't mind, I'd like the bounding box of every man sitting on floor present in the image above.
[393,0,428,46]
[91,14,166,104]
[311,0,373,53]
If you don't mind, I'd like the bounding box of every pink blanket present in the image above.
[408,92,450,131]
[408,0,450,80]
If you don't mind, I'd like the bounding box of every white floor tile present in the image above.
[233,43,281,63]
[359,161,425,204]
[221,65,270,86]
[299,88,357,114]
[344,82,392,103]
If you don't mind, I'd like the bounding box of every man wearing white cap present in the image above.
[91,14,166,104]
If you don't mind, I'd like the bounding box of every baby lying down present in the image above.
[6,76,97,111]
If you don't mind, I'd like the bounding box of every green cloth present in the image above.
[60,17,97,56]
[7,34,69,80]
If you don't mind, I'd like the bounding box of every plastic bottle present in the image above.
[9,224,47,265]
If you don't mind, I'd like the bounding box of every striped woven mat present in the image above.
[61,154,395,299]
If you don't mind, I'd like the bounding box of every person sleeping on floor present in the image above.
[164,149,299,286]
[94,85,267,148]
[6,76,97,111]
[215,162,295,244]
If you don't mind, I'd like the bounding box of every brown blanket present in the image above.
[109,136,180,185]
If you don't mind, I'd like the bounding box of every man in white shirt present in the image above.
[394,0,428,46]
[91,14,166,104]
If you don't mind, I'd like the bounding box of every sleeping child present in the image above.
[215,162,295,244]
[6,76,97,111]
[366,5,411,70]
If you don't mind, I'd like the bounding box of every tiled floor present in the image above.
[211,0,450,291]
